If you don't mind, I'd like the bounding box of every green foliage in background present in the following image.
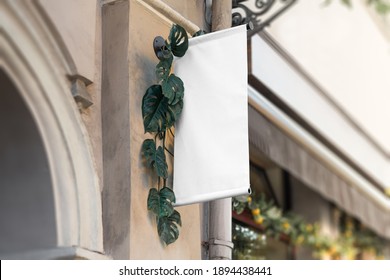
[326,0,390,14]
[233,194,384,259]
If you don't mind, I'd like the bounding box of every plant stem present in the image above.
[162,130,167,187]
[164,147,174,157]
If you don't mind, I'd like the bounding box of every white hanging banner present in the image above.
[173,25,250,206]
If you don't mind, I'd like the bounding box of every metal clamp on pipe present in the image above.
[208,238,235,260]
[209,238,234,249]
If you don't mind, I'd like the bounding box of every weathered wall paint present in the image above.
[127,0,202,259]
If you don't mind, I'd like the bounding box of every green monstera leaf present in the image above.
[166,24,188,57]
[162,74,184,105]
[142,85,166,133]
[157,210,182,245]
[142,85,183,133]
[147,187,176,218]
[154,146,168,178]
[141,139,168,179]
[142,24,189,246]
[166,99,183,129]
[156,55,173,82]
[142,139,156,167]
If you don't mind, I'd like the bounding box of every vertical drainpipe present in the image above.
[208,0,234,260]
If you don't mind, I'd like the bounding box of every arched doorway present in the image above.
[0,70,57,255]
[0,0,104,259]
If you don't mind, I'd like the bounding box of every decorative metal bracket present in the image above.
[232,0,297,37]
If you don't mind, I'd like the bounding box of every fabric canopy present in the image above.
[173,25,250,206]
[248,31,390,239]
[248,94,390,239]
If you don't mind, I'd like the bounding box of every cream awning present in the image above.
[248,32,390,239]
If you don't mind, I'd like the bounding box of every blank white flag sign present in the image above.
[173,25,250,206]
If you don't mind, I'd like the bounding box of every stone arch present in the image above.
[0,70,57,255]
[0,0,103,258]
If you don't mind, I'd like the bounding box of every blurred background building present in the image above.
[1,0,390,259]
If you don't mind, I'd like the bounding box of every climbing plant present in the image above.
[141,24,190,245]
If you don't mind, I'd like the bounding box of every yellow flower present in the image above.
[306,224,313,232]
[254,215,264,225]
[296,235,305,245]
[320,251,332,260]
[247,196,252,203]
[282,222,290,230]
[344,230,352,238]
[251,208,260,216]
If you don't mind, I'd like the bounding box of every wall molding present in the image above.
[0,0,103,253]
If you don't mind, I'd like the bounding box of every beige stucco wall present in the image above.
[39,0,97,82]
[12,0,204,259]
[162,0,206,29]
[38,0,104,193]
[127,0,203,259]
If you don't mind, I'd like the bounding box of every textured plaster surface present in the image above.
[128,0,201,259]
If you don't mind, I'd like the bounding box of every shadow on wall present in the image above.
[0,70,57,256]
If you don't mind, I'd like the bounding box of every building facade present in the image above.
[1,0,390,260]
